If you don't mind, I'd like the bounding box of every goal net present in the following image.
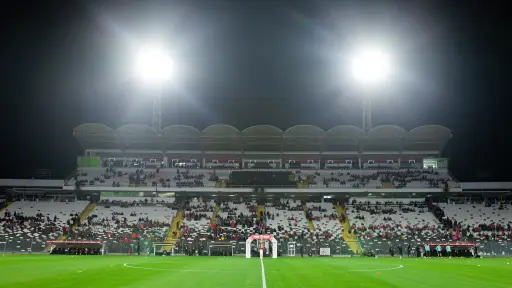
[152,243,175,256]
[208,242,235,256]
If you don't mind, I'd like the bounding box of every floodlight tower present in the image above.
[351,48,392,134]
[134,45,173,131]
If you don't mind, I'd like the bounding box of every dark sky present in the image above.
[0,0,509,181]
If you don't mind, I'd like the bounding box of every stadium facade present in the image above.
[4,122,512,197]
[66,123,463,194]
[1,123,511,258]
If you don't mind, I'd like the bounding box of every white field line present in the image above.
[349,264,404,272]
[260,258,267,288]
[123,263,265,274]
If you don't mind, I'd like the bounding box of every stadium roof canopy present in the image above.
[73,123,451,153]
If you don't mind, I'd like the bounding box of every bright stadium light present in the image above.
[134,44,173,85]
[349,46,394,134]
[133,44,173,131]
[351,48,392,86]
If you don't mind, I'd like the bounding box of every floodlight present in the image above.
[351,48,391,86]
[134,45,173,85]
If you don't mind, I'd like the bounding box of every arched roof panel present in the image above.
[283,125,325,137]
[116,124,158,136]
[326,125,364,138]
[367,125,406,138]
[202,124,240,137]
[161,125,201,137]
[73,123,114,135]
[242,125,283,137]
[406,125,451,139]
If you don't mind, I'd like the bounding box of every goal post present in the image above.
[246,234,277,259]
[0,234,6,255]
[208,243,234,256]
[152,243,175,256]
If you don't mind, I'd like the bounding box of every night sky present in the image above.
[1,0,509,181]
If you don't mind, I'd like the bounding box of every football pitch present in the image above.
[1,255,512,288]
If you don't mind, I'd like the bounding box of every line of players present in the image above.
[388,244,477,258]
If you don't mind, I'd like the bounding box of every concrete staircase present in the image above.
[256,205,265,218]
[0,202,12,214]
[211,203,220,226]
[50,202,96,249]
[304,205,315,231]
[63,203,96,239]
[162,208,184,250]
[256,205,265,231]
[382,181,394,188]
[336,204,361,253]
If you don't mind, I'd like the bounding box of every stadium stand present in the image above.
[432,201,512,254]
[67,198,177,253]
[70,167,216,188]
[0,200,89,252]
[265,199,310,238]
[305,201,343,236]
[346,198,445,254]
[208,201,259,241]
[66,167,459,189]
[180,200,215,239]
[3,123,487,257]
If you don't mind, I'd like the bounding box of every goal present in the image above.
[152,243,175,256]
[0,234,6,255]
[246,234,277,259]
[208,242,235,256]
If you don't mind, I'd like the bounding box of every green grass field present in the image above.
[1,255,512,288]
